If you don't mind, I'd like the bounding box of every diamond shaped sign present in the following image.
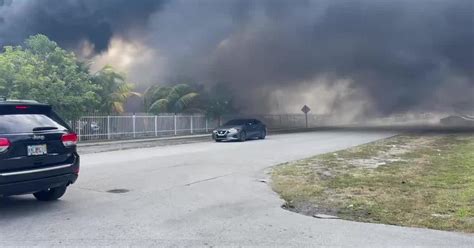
[301,105,311,114]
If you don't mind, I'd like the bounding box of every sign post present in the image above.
[301,105,311,128]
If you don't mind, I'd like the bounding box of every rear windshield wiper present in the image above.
[33,126,58,132]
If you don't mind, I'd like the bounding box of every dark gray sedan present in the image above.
[212,119,267,142]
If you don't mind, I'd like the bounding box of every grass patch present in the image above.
[272,133,474,233]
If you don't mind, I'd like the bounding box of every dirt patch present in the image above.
[333,135,439,169]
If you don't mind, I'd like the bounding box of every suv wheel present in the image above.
[33,185,68,201]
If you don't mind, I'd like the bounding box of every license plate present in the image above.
[27,144,48,156]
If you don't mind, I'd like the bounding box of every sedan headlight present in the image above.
[212,130,218,134]
[228,128,239,134]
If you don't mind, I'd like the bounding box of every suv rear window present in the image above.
[0,114,67,134]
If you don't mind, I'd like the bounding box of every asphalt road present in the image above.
[1,131,473,247]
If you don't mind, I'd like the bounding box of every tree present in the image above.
[0,34,100,120]
[144,84,200,114]
[204,83,236,123]
[93,65,140,114]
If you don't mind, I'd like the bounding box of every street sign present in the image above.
[301,105,311,128]
[301,105,311,114]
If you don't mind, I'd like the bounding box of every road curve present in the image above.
[1,131,473,247]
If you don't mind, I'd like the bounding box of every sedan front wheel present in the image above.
[239,131,247,142]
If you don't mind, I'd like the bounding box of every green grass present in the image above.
[272,134,474,233]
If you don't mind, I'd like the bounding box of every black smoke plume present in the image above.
[1,0,473,116]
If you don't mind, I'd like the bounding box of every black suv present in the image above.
[0,99,79,201]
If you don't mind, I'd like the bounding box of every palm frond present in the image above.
[129,91,141,98]
[112,101,125,113]
[171,84,193,96]
[174,92,199,112]
[144,85,160,108]
[144,85,172,108]
[149,98,169,113]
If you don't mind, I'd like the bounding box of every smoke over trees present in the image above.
[0,35,138,119]
[1,0,473,117]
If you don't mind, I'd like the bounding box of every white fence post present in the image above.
[132,114,136,138]
[107,116,111,139]
[154,115,158,137]
[205,118,208,132]
[190,115,193,134]
[174,114,177,135]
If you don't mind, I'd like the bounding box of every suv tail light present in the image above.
[0,138,11,153]
[61,133,78,147]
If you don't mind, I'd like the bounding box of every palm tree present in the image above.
[144,84,200,114]
[94,65,141,113]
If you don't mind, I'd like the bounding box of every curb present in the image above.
[78,134,210,147]
[77,128,322,148]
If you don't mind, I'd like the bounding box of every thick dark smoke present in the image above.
[0,0,166,51]
[1,0,473,116]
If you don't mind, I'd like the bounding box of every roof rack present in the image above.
[11,99,39,103]
[6,99,39,103]
[0,98,40,104]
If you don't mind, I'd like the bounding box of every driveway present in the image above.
[1,131,472,247]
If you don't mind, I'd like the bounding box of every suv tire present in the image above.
[33,185,68,201]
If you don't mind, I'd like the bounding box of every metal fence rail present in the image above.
[68,112,442,142]
[69,114,218,142]
[221,114,331,129]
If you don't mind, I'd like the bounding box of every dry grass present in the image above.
[272,133,474,233]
